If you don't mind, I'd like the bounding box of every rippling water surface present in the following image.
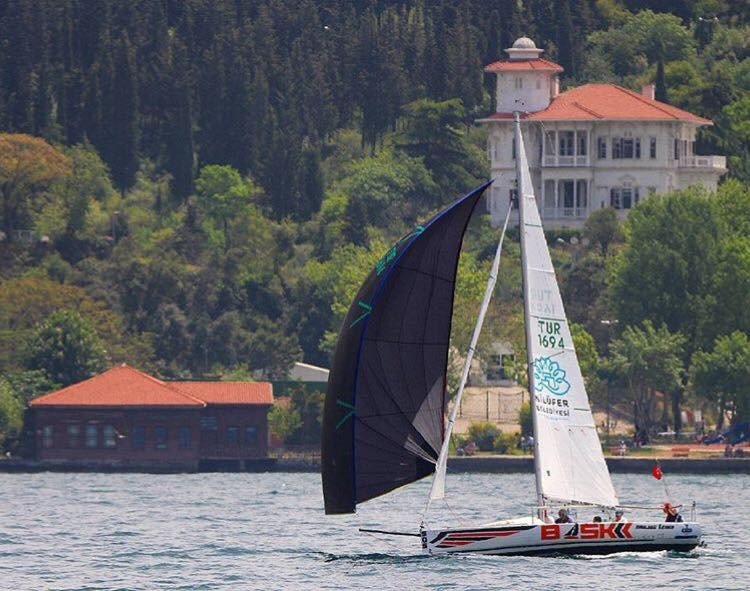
[0,471,747,590]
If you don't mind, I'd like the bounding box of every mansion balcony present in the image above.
[542,206,587,221]
[677,155,726,170]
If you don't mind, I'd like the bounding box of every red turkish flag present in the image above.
[652,464,663,480]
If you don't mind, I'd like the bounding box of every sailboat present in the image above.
[321,114,702,556]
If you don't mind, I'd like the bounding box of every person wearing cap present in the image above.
[613,509,628,523]
[555,508,573,524]
[663,502,683,522]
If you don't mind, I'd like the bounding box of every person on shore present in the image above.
[555,509,573,524]
[663,503,683,522]
[613,509,628,523]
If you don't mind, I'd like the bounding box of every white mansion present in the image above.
[479,37,726,227]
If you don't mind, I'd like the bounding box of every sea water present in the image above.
[0,472,746,590]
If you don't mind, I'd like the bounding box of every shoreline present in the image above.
[1,455,749,474]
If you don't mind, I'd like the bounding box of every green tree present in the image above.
[335,149,437,231]
[165,37,195,203]
[654,57,668,102]
[0,377,24,451]
[610,189,721,352]
[24,310,108,387]
[609,321,685,439]
[268,403,302,444]
[690,331,750,427]
[108,32,139,191]
[722,96,750,182]
[587,9,696,78]
[0,134,71,241]
[583,207,620,256]
[195,165,255,250]
[395,98,485,198]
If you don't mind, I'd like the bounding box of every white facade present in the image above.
[481,39,726,228]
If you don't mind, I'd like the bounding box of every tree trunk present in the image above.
[672,389,682,435]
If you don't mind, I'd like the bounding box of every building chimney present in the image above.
[552,76,560,98]
[641,84,655,100]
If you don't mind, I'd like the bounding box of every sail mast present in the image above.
[425,190,512,512]
[513,112,545,519]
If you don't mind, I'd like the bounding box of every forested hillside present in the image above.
[1,1,749,448]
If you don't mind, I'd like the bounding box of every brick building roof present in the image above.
[174,381,273,405]
[481,83,711,124]
[29,365,273,408]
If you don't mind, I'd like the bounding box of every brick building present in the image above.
[29,365,273,470]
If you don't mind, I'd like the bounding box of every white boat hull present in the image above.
[423,521,702,556]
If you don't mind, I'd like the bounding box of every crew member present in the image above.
[555,508,573,524]
[613,509,628,523]
[663,502,683,522]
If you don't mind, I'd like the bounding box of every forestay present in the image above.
[321,182,491,515]
[515,120,618,509]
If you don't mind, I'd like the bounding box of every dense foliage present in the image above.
[0,1,749,448]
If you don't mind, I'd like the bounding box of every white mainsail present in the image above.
[514,114,618,509]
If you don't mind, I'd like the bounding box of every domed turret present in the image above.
[512,36,537,49]
[505,36,544,61]
[483,38,561,113]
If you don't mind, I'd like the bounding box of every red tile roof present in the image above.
[481,84,711,124]
[30,365,204,408]
[174,381,273,405]
[29,365,273,408]
[484,58,563,73]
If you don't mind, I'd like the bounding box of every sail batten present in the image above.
[321,182,491,515]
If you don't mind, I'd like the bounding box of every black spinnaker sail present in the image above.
[321,181,491,514]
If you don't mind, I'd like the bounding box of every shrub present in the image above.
[467,421,500,451]
[493,432,519,454]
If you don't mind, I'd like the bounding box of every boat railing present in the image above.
[533,501,698,522]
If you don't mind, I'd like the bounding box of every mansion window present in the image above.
[43,425,54,448]
[245,427,258,445]
[227,426,240,445]
[515,77,523,89]
[610,187,640,210]
[67,424,80,448]
[597,137,607,159]
[650,137,657,159]
[559,131,574,156]
[103,425,117,448]
[577,131,587,156]
[85,424,98,448]
[612,137,640,159]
